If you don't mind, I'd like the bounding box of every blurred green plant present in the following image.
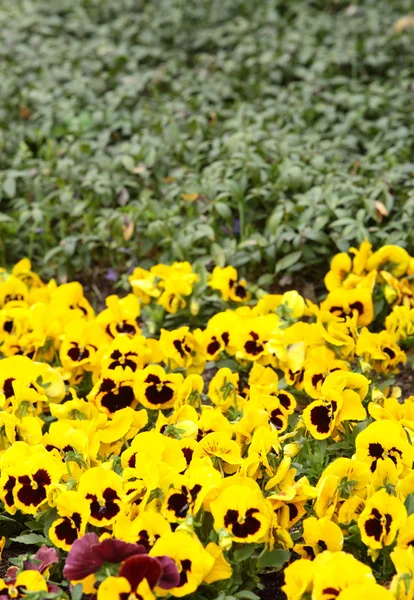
[0,0,413,290]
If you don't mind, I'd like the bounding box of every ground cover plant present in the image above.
[1,0,414,286]
[0,243,412,598]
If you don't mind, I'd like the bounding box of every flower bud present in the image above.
[284,442,300,458]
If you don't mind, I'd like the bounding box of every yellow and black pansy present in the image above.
[135,365,183,410]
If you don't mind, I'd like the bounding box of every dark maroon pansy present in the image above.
[117,554,179,590]
[119,555,163,590]
[24,545,59,573]
[4,566,18,584]
[94,537,146,564]
[155,555,181,589]
[63,534,146,581]
[63,533,103,580]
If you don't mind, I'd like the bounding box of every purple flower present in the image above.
[63,534,145,581]
[94,537,146,564]
[155,555,181,589]
[105,268,118,282]
[24,545,58,573]
[119,555,162,590]
[63,533,103,580]
[63,534,180,591]
[118,555,180,591]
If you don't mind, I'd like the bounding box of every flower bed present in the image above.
[0,242,413,599]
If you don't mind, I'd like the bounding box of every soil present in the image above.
[396,365,414,397]
[0,543,37,579]
[258,571,287,600]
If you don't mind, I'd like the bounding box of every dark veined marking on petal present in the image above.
[145,383,174,406]
[54,516,78,545]
[278,391,293,411]
[311,373,324,389]
[46,444,59,452]
[303,545,315,560]
[329,306,347,319]
[4,293,25,303]
[112,358,137,372]
[116,321,137,336]
[99,378,115,393]
[234,284,247,299]
[270,408,285,430]
[173,339,186,358]
[182,447,194,466]
[63,445,75,454]
[221,332,230,346]
[17,478,46,506]
[245,331,264,356]
[145,374,161,385]
[86,488,120,521]
[317,540,327,552]
[368,443,384,459]
[17,472,49,507]
[245,340,264,356]
[309,405,332,434]
[384,513,392,535]
[137,529,150,551]
[389,447,403,467]
[231,508,261,538]
[103,487,119,502]
[75,304,88,316]
[3,377,15,399]
[71,512,82,529]
[207,337,221,356]
[67,345,90,362]
[101,385,135,413]
[33,469,52,486]
[349,301,364,315]
[288,504,299,522]
[190,484,202,502]
[383,347,396,359]
[3,320,13,334]
[322,589,340,598]
[178,559,192,587]
[167,492,190,518]
[4,475,16,507]
[365,515,383,542]
[128,453,136,468]
[224,509,239,527]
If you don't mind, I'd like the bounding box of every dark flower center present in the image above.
[224,508,261,538]
[86,488,120,521]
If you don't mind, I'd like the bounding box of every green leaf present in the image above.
[3,177,16,198]
[405,494,414,516]
[215,202,232,220]
[0,514,18,523]
[257,274,274,287]
[257,548,290,570]
[0,213,13,223]
[10,533,47,545]
[121,155,135,172]
[233,543,257,562]
[234,592,260,600]
[275,251,303,273]
[71,584,83,600]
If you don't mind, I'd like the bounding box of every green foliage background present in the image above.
[0,0,413,286]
